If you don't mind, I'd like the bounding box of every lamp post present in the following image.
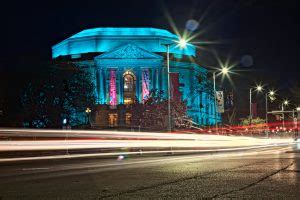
[265,90,275,137]
[85,107,91,127]
[249,85,263,125]
[281,100,289,129]
[166,44,171,132]
[162,38,187,132]
[212,67,229,132]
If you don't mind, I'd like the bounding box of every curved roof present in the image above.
[52,27,196,58]
[69,27,179,39]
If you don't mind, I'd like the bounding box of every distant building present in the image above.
[52,27,221,127]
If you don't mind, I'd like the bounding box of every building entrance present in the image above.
[123,71,136,105]
[108,113,118,127]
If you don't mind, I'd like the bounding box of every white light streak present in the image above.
[0,129,297,163]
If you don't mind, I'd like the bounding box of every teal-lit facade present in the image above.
[52,27,221,127]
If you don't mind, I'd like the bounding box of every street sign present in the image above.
[216,91,224,113]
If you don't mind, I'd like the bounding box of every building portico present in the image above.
[95,43,164,105]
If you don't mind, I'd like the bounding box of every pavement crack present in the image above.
[98,160,267,199]
[211,162,295,199]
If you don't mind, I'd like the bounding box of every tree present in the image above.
[241,117,266,126]
[194,71,214,95]
[129,89,191,130]
[192,71,215,112]
[21,62,95,128]
[240,116,266,134]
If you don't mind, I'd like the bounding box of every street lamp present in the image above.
[265,90,275,122]
[178,38,187,49]
[257,85,263,91]
[249,85,263,125]
[212,67,230,132]
[265,90,275,137]
[281,100,289,129]
[221,67,229,75]
[162,38,187,132]
[269,90,275,96]
[85,107,91,126]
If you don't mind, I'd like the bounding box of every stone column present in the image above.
[118,69,124,104]
[156,68,162,92]
[98,68,104,104]
[135,68,141,102]
[107,68,110,105]
[151,67,156,91]
[103,68,107,103]
[161,67,167,97]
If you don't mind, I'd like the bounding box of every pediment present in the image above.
[95,44,163,59]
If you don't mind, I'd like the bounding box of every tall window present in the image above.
[123,71,136,105]
[124,74,134,92]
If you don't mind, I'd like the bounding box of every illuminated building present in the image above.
[52,27,221,127]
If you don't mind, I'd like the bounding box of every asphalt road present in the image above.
[0,144,300,200]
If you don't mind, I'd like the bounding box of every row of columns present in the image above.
[96,67,163,105]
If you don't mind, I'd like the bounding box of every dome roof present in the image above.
[69,27,179,39]
[52,27,195,58]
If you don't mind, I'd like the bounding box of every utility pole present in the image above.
[165,44,172,132]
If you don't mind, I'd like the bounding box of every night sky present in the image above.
[0,0,299,119]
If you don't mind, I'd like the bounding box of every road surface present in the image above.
[0,144,300,199]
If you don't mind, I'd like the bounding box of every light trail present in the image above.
[0,128,272,140]
[0,138,295,151]
[0,143,293,163]
[0,128,295,151]
[0,128,297,163]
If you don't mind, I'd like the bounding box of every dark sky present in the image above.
[0,0,299,116]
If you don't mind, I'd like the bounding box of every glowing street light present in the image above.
[296,107,300,111]
[221,67,229,75]
[178,38,187,49]
[256,85,263,91]
[269,90,275,96]
[85,107,91,114]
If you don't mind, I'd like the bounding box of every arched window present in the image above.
[124,74,134,92]
[123,71,136,105]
